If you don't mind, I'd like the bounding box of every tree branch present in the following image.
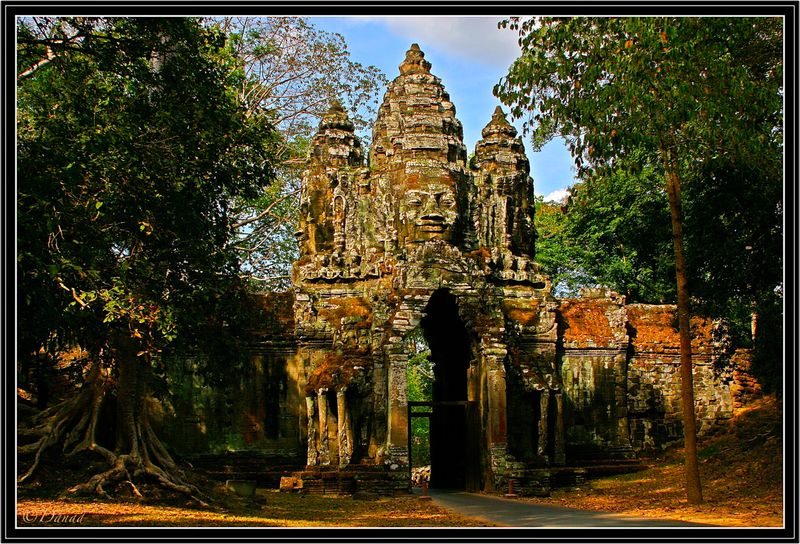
[17,46,57,80]
[231,188,299,230]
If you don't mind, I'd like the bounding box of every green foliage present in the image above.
[683,157,783,310]
[498,16,782,368]
[497,17,782,177]
[567,151,676,303]
[541,146,781,310]
[407,350,434,403]
[752,290,783,394]
[406,329,433,466]
[533,197,589,297]
[534,149,675,302]
[17,17,280,385]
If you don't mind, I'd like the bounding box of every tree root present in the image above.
[18,362,208,506]
[18,387,93,483]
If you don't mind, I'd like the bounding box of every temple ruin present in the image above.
[162,44,743,496]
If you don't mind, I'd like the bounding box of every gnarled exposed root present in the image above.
[18,359,208,506]
[65,447,208,507]
[18,385,97,483]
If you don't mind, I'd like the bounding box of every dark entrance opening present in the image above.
[419,289,480,491]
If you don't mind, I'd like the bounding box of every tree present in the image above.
[213,17,387,289]
[556,149,676,303]
[533,196,591,297]
[496,16,782,504]
[540,147,782,385]
[682,154,783,391]
[17,17,280,501]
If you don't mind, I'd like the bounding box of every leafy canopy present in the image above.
[496,17,782,174]
[500,16,783,390]
[535,149,675,302]
[17,17,281,373]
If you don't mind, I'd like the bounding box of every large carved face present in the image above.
[399,182,458,243]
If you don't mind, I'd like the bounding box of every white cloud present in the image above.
[367,16,522,69]
[540,188,570,203]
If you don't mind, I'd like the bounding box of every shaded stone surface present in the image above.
[160,45,747,497]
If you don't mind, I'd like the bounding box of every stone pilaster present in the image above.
[317,389,330,465]
[306,395,318,466]
[337,388,352,467]
[554,391,566,465]
[386,352,409,465]
[538,389,550,458]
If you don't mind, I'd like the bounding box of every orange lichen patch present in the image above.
[466,247,491,267]
[557,300,617,346]
[626,304,678,347]
[729,349,762,408]
[317,297,372,328]
[404,172,423,190]
[306,353,370,393]
[502,299,542,327]
[626,304,716,352]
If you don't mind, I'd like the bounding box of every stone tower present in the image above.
[292,44,562,494]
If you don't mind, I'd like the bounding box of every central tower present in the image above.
[370,43,472,249]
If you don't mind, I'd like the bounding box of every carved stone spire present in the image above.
[319,99,355,132]
[296,99,365,263]
[369,44,472,250]
[371,44,466,169]
[474,106,537,260]
[399,43,432,75]
[475,106,528,175]
[308,100,362,168]
[482,106,518,139]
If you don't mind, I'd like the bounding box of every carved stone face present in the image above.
[400,183,458,242]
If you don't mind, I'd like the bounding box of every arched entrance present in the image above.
[418,289,480,491]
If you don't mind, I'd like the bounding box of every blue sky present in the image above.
[310,16,575,202]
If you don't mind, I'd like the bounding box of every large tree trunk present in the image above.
[661,143,704,504]
[18,339,206,505]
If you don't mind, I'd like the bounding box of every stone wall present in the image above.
[626,304,734,452]
[154,293,305,460]
[556,291,634,463]
[551,294,738,458]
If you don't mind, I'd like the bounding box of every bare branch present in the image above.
[231,187,299,230]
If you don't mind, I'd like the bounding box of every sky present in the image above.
[310,16,575,203]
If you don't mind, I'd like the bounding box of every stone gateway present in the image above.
[166,45,740,496]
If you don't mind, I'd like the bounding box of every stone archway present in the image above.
[420,289,480,491]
